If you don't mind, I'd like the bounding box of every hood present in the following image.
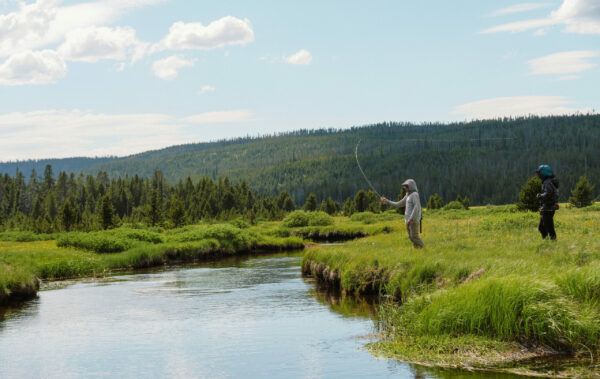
[536,165,553,180]
[402,179,418,192]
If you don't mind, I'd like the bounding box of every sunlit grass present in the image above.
[303,205,600,357]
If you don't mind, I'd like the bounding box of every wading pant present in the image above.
[406,222,425,249]
[538,210,556,240]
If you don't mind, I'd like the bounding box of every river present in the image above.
[0,252,533,378]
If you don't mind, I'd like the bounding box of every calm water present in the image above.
[0,253,531,379]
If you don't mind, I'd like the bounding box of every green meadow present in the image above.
[303,204,600,375]
[0,211,391,304]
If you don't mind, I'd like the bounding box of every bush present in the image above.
[517,176,542,212]
[166,224,258,250]
[350,212,378,224]
[569,175,595,208]
[282,211,310,227]
[443,201,466,211]
[307,211,334,226]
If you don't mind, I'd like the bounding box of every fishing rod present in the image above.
[355,139,382,198]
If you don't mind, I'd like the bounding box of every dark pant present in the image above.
[538,210,556,240]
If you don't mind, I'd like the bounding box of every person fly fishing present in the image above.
[536,165,559,240]
[380,179,425,249]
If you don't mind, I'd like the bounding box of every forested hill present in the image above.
[2,114,599,205]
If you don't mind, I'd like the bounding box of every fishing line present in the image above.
[355,139,382,198]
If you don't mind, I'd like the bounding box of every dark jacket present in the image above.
[539,177,559,211]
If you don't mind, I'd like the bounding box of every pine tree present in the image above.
[569,175,595,208]
[168,195,186,227]
[148,190,162,226]
[61,199,77,231]
[426,193,444,209]
[517,176,542,212]
[304,193,317,211]
[99,194,114,230]
[353,190,368,212]
[342,197,354,216]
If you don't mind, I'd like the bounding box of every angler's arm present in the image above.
[385,196,407,208]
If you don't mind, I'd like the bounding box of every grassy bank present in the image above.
[302,204,600,375]
[0,214,393,304]
[0,223,305,304]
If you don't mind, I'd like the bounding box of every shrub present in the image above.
[0,231,55,242]
[569,175,595,208]
[517,176,542,212]
[426,193,444,210]
[282,211,310,227]
[442,201,466,211]
[307,211,334,226]
[166,224,258,250]
[350,212,378,224]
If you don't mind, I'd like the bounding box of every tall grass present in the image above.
[303,205,600,354]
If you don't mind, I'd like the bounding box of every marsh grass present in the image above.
[0,221,306,303]
[303,205,600,357]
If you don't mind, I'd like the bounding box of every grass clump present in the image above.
[350,212,379,224]
[56,232,135,253]
[166,224,259,250]
[0,231,55,242]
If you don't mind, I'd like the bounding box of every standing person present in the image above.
[381,179,424,249]
[536,165,559,240]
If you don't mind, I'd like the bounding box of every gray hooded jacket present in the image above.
[387,179,422,224]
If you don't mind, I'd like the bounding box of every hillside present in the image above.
[2,114,599,205]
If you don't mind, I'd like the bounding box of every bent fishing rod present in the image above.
[355,139,383,198]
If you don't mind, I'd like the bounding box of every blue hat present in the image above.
[536,165,553,178]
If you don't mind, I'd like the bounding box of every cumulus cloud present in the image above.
[453,96,593,119]
[151,16,254,53]
[58,26,147,63]
[152,55,196,80]
[0,109,254,160]
[482,0,600,34]
[284,49,312,65]
[527,50,598,76]
[0,49,66,85]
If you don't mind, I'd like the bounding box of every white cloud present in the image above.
[151,16,254,53]
[0,49,66,85]
[284,49,312,65]
[491,3,551,17]
[0,109,254,160]
[152,55,195,80]
[482,0,600,34]
[527,50,598,76]
[199,85,216,94]
[453,96,593,119]
[0,0,165,58]
[58,26,146,63]
[181,110,253,123]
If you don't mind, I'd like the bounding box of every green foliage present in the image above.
[282,210,310,227]
[60,199,77,231]
[442,201,465,210]
[426,193,444,210]
[307,211,334,226]
[303,193,317,212]
[99,195,114,230]
[354,190,368,213]
[569,175,595,208]
[342,198,354,216]
[168,195,186,227]
[0,231,55,242]
[166,224,259,250]
[57,232,134,253]
[517,176,542,212]
[350,212,379,224]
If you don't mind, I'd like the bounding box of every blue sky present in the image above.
[0,0,598,160]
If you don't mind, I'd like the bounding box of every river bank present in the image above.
[0,216,391,304]
[302,204,600,378]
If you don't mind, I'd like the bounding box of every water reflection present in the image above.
[0,253,543,379]
[308,279,379,319]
